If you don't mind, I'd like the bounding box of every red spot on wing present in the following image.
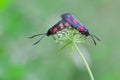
[52,28,58,33]
[59,23,64,29]
[73,19,77,26]
[64,22,69,27]
[79,25,84,31]
[66,15,71,22]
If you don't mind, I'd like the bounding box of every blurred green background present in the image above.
[0,0,120,80]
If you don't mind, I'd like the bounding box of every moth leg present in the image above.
[79,35,84,39]
[52,35,56,40]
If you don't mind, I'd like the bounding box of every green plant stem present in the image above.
[73,42,95,80]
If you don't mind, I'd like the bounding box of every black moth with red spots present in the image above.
[61,13,100,45]
[29,20,69,45]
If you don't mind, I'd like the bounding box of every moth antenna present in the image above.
[92,34,100,41]
[33,34,46,45]
[29,33,46,38]
[90,34,97,45]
